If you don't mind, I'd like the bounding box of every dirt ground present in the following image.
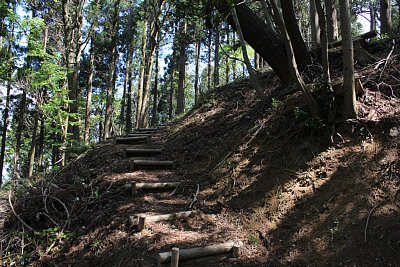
[0,41,399,266]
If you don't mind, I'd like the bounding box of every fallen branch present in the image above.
[364,201,383,243]
[189,184,200,209]
[8,191,33,232]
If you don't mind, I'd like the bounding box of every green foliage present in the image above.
[293,106,324,131]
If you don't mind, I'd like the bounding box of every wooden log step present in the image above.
[158,242,240,266]
[129,210,200,231]
[115,136,148,145]
[131,130,156,135]
[124,181,180,195]
[126,133,152,138]
[135,127,158,132]
[129,159,174,171]
[124,148,162,158]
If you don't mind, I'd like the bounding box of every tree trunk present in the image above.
[136,19,148,127]
[215,0,297,86]
[281,0,311,69]
[28,107,39,178]
[104,0,120,139]
[316,0,332,89]
[0,80,11,185]
[370,2,377,31]
[84,37,95,145]
[268,0,319,117]
[13,90,26,179]
[207,29,212,91]
[340,0,357,120]
[151,41,160,126]
[194,39,201,105]
[310,0,321,47]
[232,31,236,80]
[37,118,44,172]
[214,23,220,88]
[325,0,338,42]
[176,20,186,115]
[168,48,176,120]
[380,0,392,35]
[225,25,230,84]
[231,6,265,100]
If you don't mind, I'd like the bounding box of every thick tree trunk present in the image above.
[380,0,392,35]
[310,0,321,47]
[281,0,311,69]
[126,62,133,132]
[84,37,95,145]
[325,0,338,42]
[194,39,201,105]
[225,25,230,84]
[104,0,120,139]
[0,80,11,184]
[370,3,377,31]
[176,20,186,115]
[37,118,44,172]
[136,20,148,127]
[340,0,357,120]
[215,0,297,85]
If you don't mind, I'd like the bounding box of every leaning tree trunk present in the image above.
[215,0,307,86]
[281,0,311,69]
[340,0,357,120]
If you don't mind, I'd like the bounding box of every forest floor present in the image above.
[0,40,400,266]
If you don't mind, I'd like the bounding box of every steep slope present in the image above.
[1,42,399,266]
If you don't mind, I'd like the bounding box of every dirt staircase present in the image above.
[114,126,241,266]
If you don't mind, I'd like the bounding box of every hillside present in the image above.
[1,42,400,266]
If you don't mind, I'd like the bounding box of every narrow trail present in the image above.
[110,127,243,266]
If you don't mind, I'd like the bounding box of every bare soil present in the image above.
[1,41,399,266]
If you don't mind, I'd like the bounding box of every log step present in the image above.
[135,127,159,132]
[126,133,152,138]
[131,130,156,135]
[115,136,148,145]
[124,148,162,158]
[129,210,200,231]
[124,181,180,195]
[129,159,174,171]
[158,242,240,267]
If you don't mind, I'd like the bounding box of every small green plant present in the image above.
[248,235,259,246]
[329,219,340,241]
[271,98,281,108]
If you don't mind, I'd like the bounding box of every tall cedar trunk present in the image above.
[168,48,176,120]
[207,29,212,91]
[281,0,311,69]
[325,0,338,42]
[214,23,220,88]
[268,0,319,117]
[104,0,120,139]
[176,20,186,115]
[136,19,148,127]
[120,60,128,132]
[62,0,83,143]
[194,39,201,105]
[231,6,265,100]
[37,118,44,172]
[151,41,160,126]
[340,0,357,120]
[380,0,392,35]
[232,31,236,80]
[225,25,230,84]
[126,45,134,132]
[215,0,294,85]
[13,90,26,179]
[316,0,331,88]
[310,0,321,47]
[84,37,95,144]
[28,108,39,178]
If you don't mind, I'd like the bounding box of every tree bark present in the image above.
[310,0,321,47]
[104,0,120,139]
[13,90,26,179]
[225,25,230,84]
[214,22,220,88]
[325,0,338,42]
[316,0,332,89]
[194,39,201,105]
[84,37,95,145]
[37,118,44,172]
[380,0,392,35]
[136,18,148,127]
[207,29,212,91]
[281,0,311,69]
[168,47,176,120]
[0,79,11,185]
[176,20,186,115]
[28,106,39,178]
[151,40,160,126]
[339,0,357,120]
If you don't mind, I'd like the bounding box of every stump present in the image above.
[158,242,240,267]
[124,181,180,195]
[124,148,162,158]
[115,136,148,145]
[129,160,174,171]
